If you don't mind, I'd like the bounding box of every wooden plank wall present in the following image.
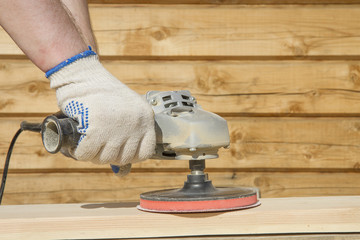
[1,1,360,205]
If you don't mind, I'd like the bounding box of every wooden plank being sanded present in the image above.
[0,196,359,240]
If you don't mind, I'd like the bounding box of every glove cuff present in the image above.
[47,48,117,91]
[45,46,97,78]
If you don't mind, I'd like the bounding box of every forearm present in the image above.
[60,0,98,52]
[0,0,88,72]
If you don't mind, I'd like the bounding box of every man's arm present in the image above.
[60,0,98,52]
[0,0,88,72]
[0,0,155,168]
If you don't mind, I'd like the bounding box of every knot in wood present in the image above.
[35,149,46,157]
[303,153,313,160]
[196,76,210,92]
[210,75,225,88]
[0,63,7,71]
[353,162,360,170]
[306,89,320,98]
[230,148,245,160]
[351,122,360,132]
[230,129,243,142]
[0,99,14,110]
[151,27,170,41]
[27,81,48,96]
[28,82,38,94]
[349,65,360,86]
[351,73,359,84]
[286,37,309,58]
[254,176,270,188]
[288,102,303,113]
[293,46,306,57]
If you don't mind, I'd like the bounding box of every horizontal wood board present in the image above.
[2,60,360,114]
[2,172,360,204]
[2,117,360,171]
[118,235,360,240]
[1,196,359,239]
[1,5,360,57]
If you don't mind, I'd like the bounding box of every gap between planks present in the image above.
[5,167,360,174]
[3,54,360,61]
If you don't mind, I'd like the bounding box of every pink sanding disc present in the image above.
[137,187,260,213]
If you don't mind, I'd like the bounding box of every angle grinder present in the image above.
[38,90,261,212]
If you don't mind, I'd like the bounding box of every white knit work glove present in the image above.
[46,50,155,175]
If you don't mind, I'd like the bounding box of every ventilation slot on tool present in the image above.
[164,102,178,108]
[182,95,190,100]
[162,95,172,101]
[162,151,176,157]
[182,102,194,107]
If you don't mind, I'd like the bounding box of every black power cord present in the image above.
[0,128,23,205]
[0,122,41,205]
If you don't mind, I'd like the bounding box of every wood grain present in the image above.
[1,196,359,240]
[122,235,360,240]
[2,171,360,205]
[2,5,360,57]
[2,117,360,171]
[1,1,360,210]
[2,59,360,114]
[89,0,360,4]
[91,5,360,57]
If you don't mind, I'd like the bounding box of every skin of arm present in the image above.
[0,1,156,167]
[60,0,98,52]
[0,0,88,72]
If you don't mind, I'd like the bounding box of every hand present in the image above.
[48,54,156,168]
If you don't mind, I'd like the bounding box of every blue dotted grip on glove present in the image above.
[64,100,89,143]
[64,102,119,175]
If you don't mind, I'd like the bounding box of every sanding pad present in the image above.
[138,186,260,213]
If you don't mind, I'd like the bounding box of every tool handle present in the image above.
[41,112,80,156]
[41,112,126,176]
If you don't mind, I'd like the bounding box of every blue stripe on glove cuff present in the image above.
[45,46,97,78]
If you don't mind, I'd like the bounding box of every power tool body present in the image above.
[41,90,260,213]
